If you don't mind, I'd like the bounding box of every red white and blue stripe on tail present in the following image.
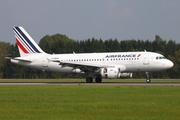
[13,26,45,57]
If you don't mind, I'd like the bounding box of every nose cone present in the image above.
[167,60,174,69]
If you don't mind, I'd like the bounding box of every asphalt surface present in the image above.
[0,82,180,86]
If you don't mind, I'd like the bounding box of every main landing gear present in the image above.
[145,72,151,83]
[86,76,102,83]
[95,76,102,83]
[86,77,93,83]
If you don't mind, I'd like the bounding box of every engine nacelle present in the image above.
[72,69,83,73]
[100,67,121,79]
[100,67,132,79]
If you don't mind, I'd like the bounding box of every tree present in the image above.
[39,34,75,54]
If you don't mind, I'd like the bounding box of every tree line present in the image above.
[0,34,179,79]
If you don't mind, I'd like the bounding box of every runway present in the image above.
[0,82,180,86]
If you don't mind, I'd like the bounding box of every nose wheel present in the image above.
[146,78,151,83]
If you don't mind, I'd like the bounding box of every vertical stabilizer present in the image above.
[13,26,45,57]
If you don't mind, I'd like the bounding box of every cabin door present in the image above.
[143,53,149,65]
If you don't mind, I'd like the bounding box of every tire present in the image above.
[146,79,151,83]
[95,77,102,83]
[86,77,93,83]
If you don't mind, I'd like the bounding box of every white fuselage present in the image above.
[11,51,174,74]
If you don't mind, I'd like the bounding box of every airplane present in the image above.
[6,26,174,83]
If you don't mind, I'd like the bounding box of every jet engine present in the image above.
[100,67,132,79]
[100,67,121,79]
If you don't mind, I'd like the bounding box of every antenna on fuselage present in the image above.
[144,50,147,52]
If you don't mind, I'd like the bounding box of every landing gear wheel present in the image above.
[86,77,93,83]
[146,79,151,83]
[95,77,102,83]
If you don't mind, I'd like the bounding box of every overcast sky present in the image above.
[0,0,180,44]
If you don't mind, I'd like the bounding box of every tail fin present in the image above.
[13,26,45,57]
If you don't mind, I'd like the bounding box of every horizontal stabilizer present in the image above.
[5,57,33,62]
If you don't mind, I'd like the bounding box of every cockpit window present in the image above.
[156,56,166,60]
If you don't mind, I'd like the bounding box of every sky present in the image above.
[0,0,180,44]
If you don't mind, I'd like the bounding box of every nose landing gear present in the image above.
[145,72,151,83]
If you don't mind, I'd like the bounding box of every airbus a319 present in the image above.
[6,26,174,83]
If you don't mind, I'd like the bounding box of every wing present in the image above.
[59,61,107,72]
[48,58,110,73]
[48,58,126,73]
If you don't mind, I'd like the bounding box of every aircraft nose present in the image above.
[167,60,174,68]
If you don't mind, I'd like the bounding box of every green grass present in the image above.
[0,85,180,120]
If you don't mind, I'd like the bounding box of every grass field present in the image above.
[0,79,180,120]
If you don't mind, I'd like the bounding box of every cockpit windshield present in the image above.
[156,56,166,60]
